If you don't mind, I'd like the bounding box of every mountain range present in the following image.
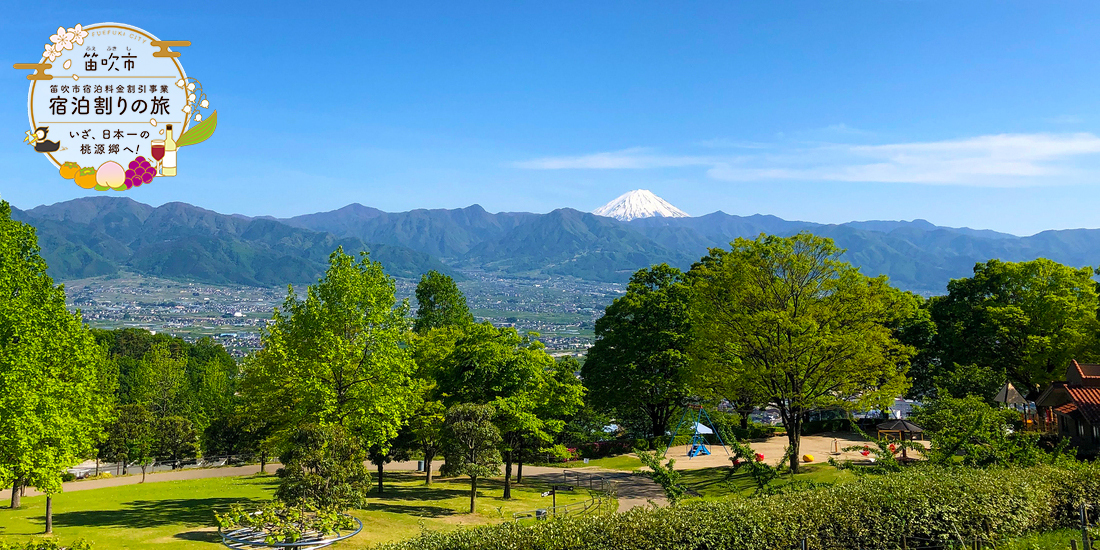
[10,195,1100,294]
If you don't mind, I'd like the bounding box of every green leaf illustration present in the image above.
[177,110,217,147]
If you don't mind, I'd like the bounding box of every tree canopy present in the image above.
[414,270,473,334]
[928,258,1100,394]
[582,264,694,440]
[689,233,914,472]
[242,249,420,452]
[0,201,112,530]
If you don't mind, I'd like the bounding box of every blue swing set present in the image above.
[664,405,730,459]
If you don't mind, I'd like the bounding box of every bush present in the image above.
[376,464,1100,550]
[633,438,650,451]
[801,418,855,435]
[85,472,112,481]
[60,472,77,482]
[576,441,632,459]
[0,539,92,550]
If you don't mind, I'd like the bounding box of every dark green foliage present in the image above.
[928,258,1100,392]
[153,416,200,466]
[275,423,370,511]
[414,270,473,333]
[376,464,1100,550]
[582,264,694,439]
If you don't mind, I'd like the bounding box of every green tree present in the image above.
[275,423,370,511]
[689,233,914,473]
[437,323,581,499]
[109,404,156,482]
[0,201,111,532]
[929,258,1100,392]
[400,399,446,485]
[155,416,200,468]
[367,441,410,494]
[414,270,473,334]
[242,249,420,453]
[440,403,502,513]
[129,342,190,419]
[582,264,694,440]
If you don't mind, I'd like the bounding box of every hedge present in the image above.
[376,464,1100,550]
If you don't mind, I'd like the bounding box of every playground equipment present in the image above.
[665,405,730,459]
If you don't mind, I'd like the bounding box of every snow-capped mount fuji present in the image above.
[592,189,690,221]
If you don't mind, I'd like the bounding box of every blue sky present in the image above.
[3,1,1100,235]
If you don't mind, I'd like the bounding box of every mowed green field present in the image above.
[0,471,603,549]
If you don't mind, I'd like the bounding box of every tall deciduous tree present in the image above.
[582,264,693,439]
[155,416,200,468]
[689,233,913,473]
[440,403,501,513]
[929,258,1100,393]
[242,249,419,452]
[0,201,111,531]
[414,270,473,334]
[129,342,190,419]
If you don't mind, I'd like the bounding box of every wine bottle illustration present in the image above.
[162,124,177,176]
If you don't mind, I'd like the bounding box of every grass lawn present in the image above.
[539,455,645,471]
[679,463,856,499]
[0,471,606,549]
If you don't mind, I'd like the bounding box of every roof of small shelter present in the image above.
[994,383,1028,405]
[1074,360,1100,381]
[876,419,923,433]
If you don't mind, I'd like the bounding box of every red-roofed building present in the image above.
[1036,360,1100,456]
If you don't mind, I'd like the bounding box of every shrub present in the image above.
[60,472,77,482]
[275,423,370,511]
[85,472,112,481]
[576,441,632,459]
[801,418,855,435]
[375,463,1100,550]
[633,438,650,451]
[0,539,92,550]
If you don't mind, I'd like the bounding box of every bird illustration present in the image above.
[33,126,60,153]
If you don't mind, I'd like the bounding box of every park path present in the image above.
[23,460,666,511]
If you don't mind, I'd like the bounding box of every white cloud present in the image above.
[517,133,1100,187]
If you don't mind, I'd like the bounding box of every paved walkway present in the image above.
[22,433,899,509]
[23,460,667,511]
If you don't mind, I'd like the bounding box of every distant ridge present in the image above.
[592,189,690,221]
[12,196,1100,294]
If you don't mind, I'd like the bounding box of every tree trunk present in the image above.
[787,413,802,474]
[376,462,384,493]
[739,409,751,430]
[424,454,433,485]
[517,457,523,483]
[10,478,21,509]
[503,453,513,499]
[95,457,100,476]
[469,476,477,513]
[260,452,267,474]
[141,464,147,483]
[44,496,53,534]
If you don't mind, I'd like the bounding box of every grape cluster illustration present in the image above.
[125,157,155,188]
